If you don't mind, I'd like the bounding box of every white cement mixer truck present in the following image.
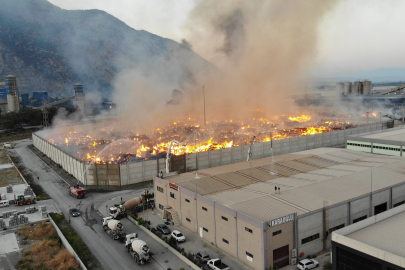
[109,197,143,220]
[125,233,151,265]
[102,217,126,242]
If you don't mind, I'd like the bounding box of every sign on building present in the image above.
[268,214,295,227]
[169,182,178,191]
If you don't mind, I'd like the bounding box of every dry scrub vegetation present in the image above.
[17,221,79,270]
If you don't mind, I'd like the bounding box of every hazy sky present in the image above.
[48,0,405,80]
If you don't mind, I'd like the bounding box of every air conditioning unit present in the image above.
[291,258,297,265]
[291,249,297,258]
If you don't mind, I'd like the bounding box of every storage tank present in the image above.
[132,239,150,256]
[108,219,123,231]
[123,197,142,210]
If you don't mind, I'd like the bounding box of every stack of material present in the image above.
[39,206,47,218]
[2,210,17,218]
[8,214,28,227]
[24,186,34,196]
[0,218,5,229]
[6,185,13,193]
[0,194,6,200]
[25,206,35,214]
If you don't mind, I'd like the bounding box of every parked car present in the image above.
[207,258,230,270]
[195,251,211,263]
[297,259,319,269]
[171,230,186,242]
[69,208,80,217]
[156,224,171,235]
[3,143,14,149]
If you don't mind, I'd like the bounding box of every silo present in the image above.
[343,81,352,95]
[5,75,19,112]
[363,80,372,95]
[74,83,86,115]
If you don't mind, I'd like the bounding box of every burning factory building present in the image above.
[32,112,385,188]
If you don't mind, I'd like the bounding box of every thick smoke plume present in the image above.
[178,0,340,121]
[111,0,340,129]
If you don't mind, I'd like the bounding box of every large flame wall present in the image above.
[33,123,384,187]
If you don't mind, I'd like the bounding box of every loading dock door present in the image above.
[374,202,387,215]
[273,245,289,269]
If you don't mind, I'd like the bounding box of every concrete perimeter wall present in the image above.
[33,122,385,186]
[49,216,87,270]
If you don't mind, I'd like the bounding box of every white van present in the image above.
[0,200,9,207]
[3,143,14,149]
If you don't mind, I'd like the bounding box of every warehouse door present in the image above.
[273,245,289,269]
[374,202,387,215]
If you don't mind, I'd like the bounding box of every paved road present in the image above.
[12,140,189,270]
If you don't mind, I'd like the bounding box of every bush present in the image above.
[179,268,185,270]
[323,262,332,270]
[168,236,177,247]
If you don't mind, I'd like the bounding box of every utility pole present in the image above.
[203,86,206,127]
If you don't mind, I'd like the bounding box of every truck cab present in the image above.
[109,205,127,219]
[102,216,113,230]
[125,233,138,249]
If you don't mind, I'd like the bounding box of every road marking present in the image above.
[25,146,70,187]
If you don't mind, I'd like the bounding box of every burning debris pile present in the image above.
[43,114,360,164]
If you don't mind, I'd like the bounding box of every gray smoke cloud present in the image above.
[176,0,341,121]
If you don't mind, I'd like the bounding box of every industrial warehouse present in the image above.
[332,203,405,270]
[347,126,405,156]
[153,148,405,270]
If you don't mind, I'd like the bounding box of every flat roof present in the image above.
[347,127,405,143]
[346,209,405,258]
[165,148,405,222]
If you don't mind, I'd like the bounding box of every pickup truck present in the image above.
[207,258,230,270]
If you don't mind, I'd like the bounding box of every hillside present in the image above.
[0,0,214,97]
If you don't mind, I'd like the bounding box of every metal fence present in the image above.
[32,122,387,187]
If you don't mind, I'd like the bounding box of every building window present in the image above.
[222,238,229,244]
[246,252,253,258]
[186,218,191,222]
[329,224,345,234]
[301,233,320,245]
[353,215,367,224]
[203,227,208,232]
[221,216,228,221]
[272,230,282,236]
[159,204,164,210]
[245,227,253,233]
[202,206,208,211]
[394,200,405,207]
[170,192,176,199]
[185,198,190,203]
[336,246,381,270]
[157,186,164,193]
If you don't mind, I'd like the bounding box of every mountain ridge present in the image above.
[0,0,215,98]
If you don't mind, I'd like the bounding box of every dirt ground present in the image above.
[0,148,24,187]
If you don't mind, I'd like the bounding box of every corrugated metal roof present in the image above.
[346,210,405,258]
[355,128,405,142]
[228,195,306,222]
[164,148,405,223]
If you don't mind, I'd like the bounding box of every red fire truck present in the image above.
[69,184,86,199]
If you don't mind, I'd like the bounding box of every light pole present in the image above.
[203,86,206,127]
